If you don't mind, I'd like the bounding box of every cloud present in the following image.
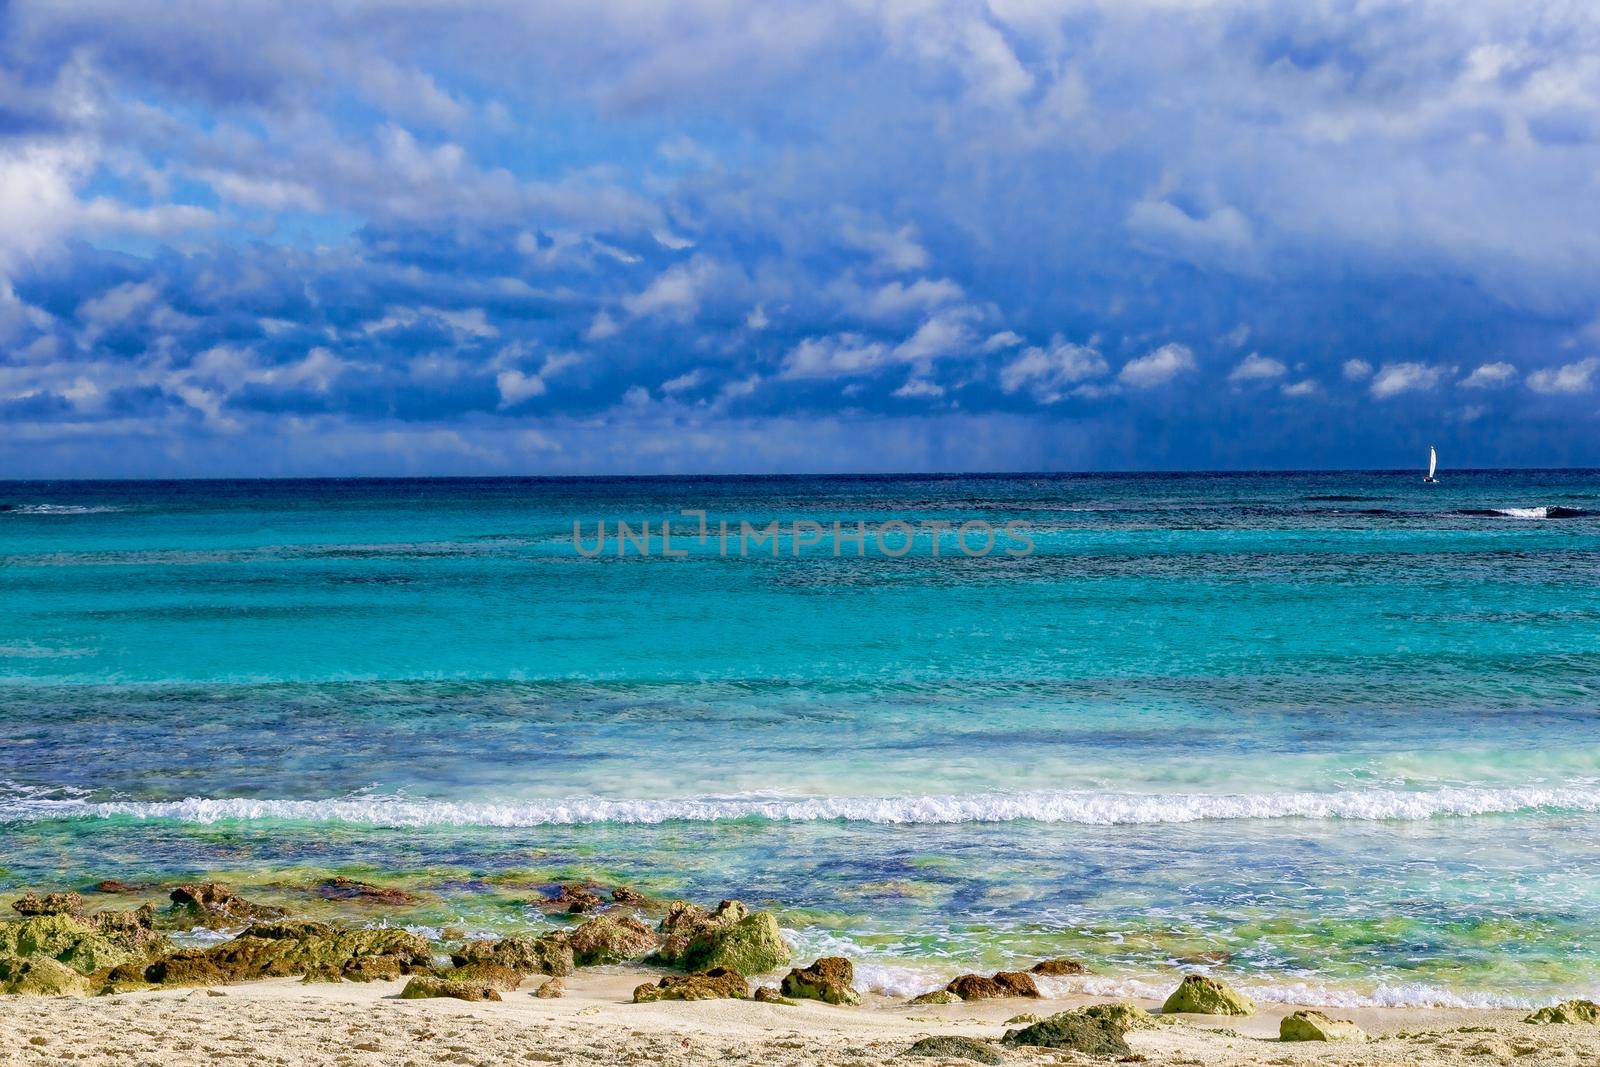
[781,334,892,379]
[1127,202,1259,274]
[496,352,581,408]
[1228,352,1286,382]
[623,259,712,321]
[1280,379,1319,397]
[1118,344,1196,389]
[893,377,944,399]
[1342,360,1374,381]
[999,336,1108,403]
[1460,362,1518,389]
[1527,357,1600,395]
[1370,362,1448,399]
[661,368,706,394]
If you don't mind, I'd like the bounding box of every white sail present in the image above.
[1427,446,1437,480]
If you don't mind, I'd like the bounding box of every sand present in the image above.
[1,969,1595,1067]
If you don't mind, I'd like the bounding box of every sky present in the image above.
[3,0,1600,477]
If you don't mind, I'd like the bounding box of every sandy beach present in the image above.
[1,969,1595,1067]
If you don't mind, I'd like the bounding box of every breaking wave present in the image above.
[1457,505,1587,520]
[1,503,124,515]
[6,784,1600,828]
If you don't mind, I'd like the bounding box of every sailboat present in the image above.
[1424,445,1438,484]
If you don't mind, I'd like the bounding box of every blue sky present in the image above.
[3,1,1600,476]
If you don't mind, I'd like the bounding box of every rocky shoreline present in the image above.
[4,880,1600,1064]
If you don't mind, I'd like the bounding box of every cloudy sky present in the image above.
[4,0,1600,476]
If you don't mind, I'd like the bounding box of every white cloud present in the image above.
[1280,379,1319,397]
[861,277,964,318]
[585,311,621,341]
[623,259,711,320]
[1527,357,1600,395]
[1118,343,1196,389]
[1342,359,1374,381]
[781,334,892,379]
[745,305,769,330]
[661,368,706,394]
[496,352,580,408]
[981,330,1023,352]
[839,219,929,273]
[1127,201,1258,273]
[1228,352,1286,382]
[893,377,944,399]
[999,336,1108,403]
[1370,362,1447,399]
[893,308,978,363]
[1459,361,1517,389]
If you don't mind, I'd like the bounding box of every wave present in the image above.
[7,784,1600,828]
[1,503,124,515]
[1457,506,1587,520]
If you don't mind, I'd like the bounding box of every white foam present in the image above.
[8,783,1600,828]
[6,504,122,515]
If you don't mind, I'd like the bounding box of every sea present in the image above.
[3,471,1599,1008]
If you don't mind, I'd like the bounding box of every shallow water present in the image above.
[3,471,1599,1005]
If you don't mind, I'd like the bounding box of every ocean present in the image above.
[2,471,1599,1008]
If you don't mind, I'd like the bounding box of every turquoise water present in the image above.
[3,472,1600,1005]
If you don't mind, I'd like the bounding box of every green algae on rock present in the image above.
[908,989,962,1005]
[0,909,165,977]
[1280,1009,1367,1041]
[1525,1000,1600,1025]
[451,934,575,977]
[566,913,659,965]
[904,1035,1005,1063]
[0,956,95,996]
[1002,1006,1134,1056]
[443,961,526,992]
[399,975,501,1001]
[1029,957,1087,977]
[131,922,430,986]
[650,900,790,976]
[1160,974,1255,1015]
[632,967,749,1002]
[779,956,860,1006]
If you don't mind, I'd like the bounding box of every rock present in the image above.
[443,961,525,992]
[945,971,1039,1000]
[546,884,605,914]
[1160,974,1255,1016]
[1029,958,1086,977]
[93,881,147,895]
[567,914,659,965]
[312,877,419,906]
[780,956,860,1006]
[168,883,285,927]
[1280,1009,1367,1042]
[451,934,574,977]
[399,976,501,1002]
[1525,1000,1600,1025]
[1005,1013,1043,1024]
[651,900,790,976]
[0,956,94,996]
[533,977,565,999]
[904,1036,1005,1063]
[138,923,430,986]
[909,989,961,1005]
[753,986,795,1005]
[11,892,84,917]
[612,886,660,909]
[0,912,156,975]
[632,967,749,1003]
[1003,1006,1134,1056]
[1077,1003,1165,1032]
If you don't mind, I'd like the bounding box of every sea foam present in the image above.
[6,783,1600,828]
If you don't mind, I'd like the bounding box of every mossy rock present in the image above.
[1002,1007,1132,1056]
[904,1035,1004,1063]
[567,914,659,965]
[680,911,789,976]
[1160,974,1254,1015]
[399,975,501,1001]
[1525,1000,1600,1025]
[909,988,961,1005]
[452,934,574,977]
[1280,1009,1366,1042]
[141,923,431,986]
[444,961,525,992]
[0,914,148,976]
[633,967,748,1002]
[0,956,95,996]
[779,956,860,1006]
